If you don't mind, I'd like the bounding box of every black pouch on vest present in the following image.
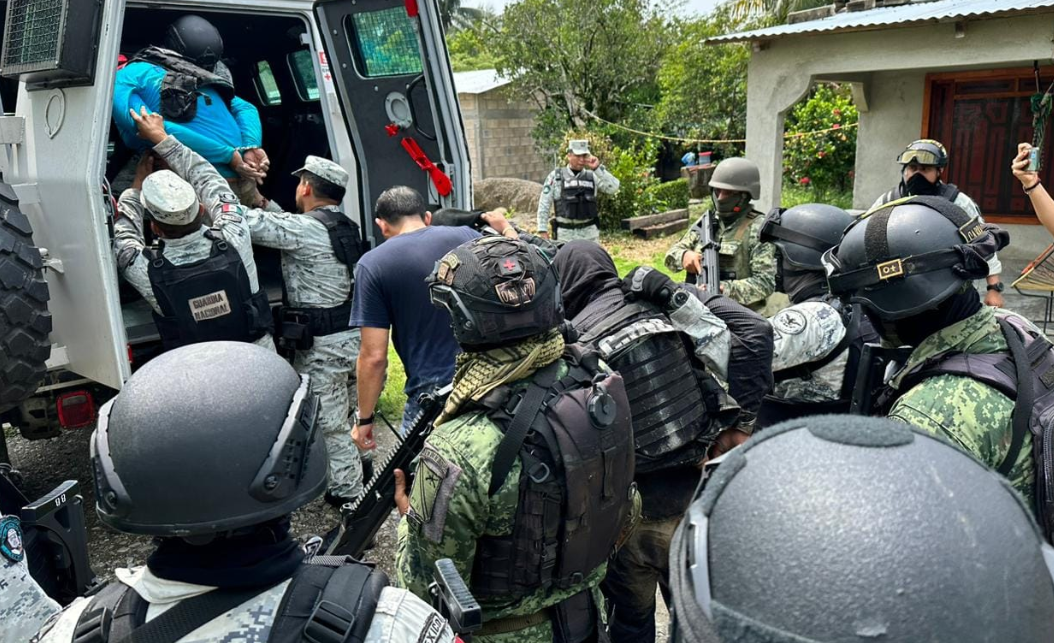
[160,73,201,122]
[551,589,602,643]
[276,308,315,351]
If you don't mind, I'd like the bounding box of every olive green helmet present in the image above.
[709,157,761,200]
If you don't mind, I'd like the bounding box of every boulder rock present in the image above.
[473,177,543,229]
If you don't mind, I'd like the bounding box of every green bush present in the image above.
[644,178,690,212]
[780,181,854,210]
[597,140,661,230]
[783,84,858,194]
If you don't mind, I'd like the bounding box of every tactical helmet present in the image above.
[428,236,563,346]
[91,342,325,537]
[669,415,1054,643]
[759,203,853,270]
[822,196,1005,320]
[895,139,948,168]
[708,158,761,200]
[165,15,224,71]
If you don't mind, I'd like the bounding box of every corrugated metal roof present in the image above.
[452,69,510,95]
[708,0,1054,44]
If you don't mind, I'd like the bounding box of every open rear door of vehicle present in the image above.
[3,0,129,390]
[313,0,471,242]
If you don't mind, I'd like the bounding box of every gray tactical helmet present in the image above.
[91,342,325,536]
[428,236,563,346]
[669,415,1054,643]
[822,195,1006,320]
[708,157,761,200]
[759,203,854,270]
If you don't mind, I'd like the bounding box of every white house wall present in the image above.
[742,13,1054,213]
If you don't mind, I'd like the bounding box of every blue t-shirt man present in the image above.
[350,187,479,440]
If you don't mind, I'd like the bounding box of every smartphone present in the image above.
[1028,145,1042,172]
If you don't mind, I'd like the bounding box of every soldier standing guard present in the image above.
[536,139,620,243]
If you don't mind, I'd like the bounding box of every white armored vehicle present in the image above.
[0,0,470,462]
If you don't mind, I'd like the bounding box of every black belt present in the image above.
[283,300,353,337]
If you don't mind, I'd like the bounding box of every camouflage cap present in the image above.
[292,155,349,189]
[567,139,591,155]
[141,170,200,225]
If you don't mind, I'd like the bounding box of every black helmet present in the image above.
[759,203,853,270]
[895,138,948,167]
[428,236,563,346]
[91,342,325,537]
[669,414,1054,643]
[822,196,1006,320]
[165,15,224,71]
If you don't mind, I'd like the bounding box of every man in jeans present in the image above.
[350,187,479,452]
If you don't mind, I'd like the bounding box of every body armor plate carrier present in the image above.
[882,313,1054,542]
[573,294,725,472]
[131,46,235,123]
[469,346,635,609]
[146,230,272,351]
[554,168,599,228]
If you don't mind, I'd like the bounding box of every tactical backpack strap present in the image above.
[73,582,138,643]
[939,182,961,203]
[488,362,562,496]
[996,317,1034,476]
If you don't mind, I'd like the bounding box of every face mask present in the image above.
[904,171,940,197]
[713,193,750,219]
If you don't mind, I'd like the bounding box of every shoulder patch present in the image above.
[407,445,462,543]
[772,309,807,336]
[0,515,24,562]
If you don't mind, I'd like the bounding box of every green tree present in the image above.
[782,83,858,193]
[492,0,674,153]
[728,0,832,22]
[447,25,502,71]
[654,8,755,159]
[437,0,486,31]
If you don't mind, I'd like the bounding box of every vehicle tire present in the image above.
[0,181,51,412]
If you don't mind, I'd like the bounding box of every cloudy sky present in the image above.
[461,0,725,18]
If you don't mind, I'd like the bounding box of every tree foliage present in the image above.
[783,83,858,193]
[728,0,833,23]
[447,25,502,71]
[492,0,674,154]
[654,8,755,158]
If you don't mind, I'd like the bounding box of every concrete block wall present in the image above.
[458,88,551,183]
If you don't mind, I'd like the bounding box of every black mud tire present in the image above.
[0,182,51,412]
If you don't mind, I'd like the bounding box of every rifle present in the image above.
[327,384,453,558]
[848,343,914,416]
[430,558,482,639]
[684,211,720,294]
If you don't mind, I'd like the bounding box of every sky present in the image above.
[461,0,725,18]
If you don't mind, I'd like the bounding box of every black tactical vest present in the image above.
[554,168,599,225]
[131,46,235,122]
[277,208,365,345]
[573,292,726,472]
[882,313,1054,541]
[757,300,879,428]
[468,347,635,607]
[146,231,272,351]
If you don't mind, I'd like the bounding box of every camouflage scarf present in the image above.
[437,329,565,425]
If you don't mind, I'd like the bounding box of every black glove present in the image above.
[621,266,676,308]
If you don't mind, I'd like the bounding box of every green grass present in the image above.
[376,343,408,423]
[603,232,678,278]
[781,183,854,210]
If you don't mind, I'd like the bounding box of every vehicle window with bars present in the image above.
[345,7,423,78]
[2,0,66,74]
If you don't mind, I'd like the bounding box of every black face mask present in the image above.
[865,286,982,348]
[712,193,751,219]
[778,258,827,304]
[904,172,941,197]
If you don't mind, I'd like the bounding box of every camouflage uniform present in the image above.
[114,135,275,352]
[0,515,60,643]
[160,148,364,500]
[885,306,1034,503]
[664,204,785,316]
[33,566,456,643]
[396,331,637,643]
[770,300,847,402]
[536,165,620,242]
